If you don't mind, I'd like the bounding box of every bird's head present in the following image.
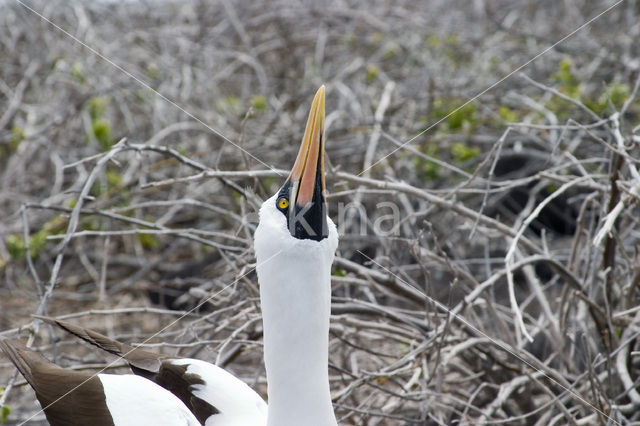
[255,85,337,265]
[272,85,328,242]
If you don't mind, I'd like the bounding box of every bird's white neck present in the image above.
[254,197,338,426]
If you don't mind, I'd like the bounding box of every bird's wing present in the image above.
[35,315,165,377]
[35,315,265,425]
[0,338,117,426]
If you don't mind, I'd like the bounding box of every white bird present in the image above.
[254,85,338,426]
[1,86,338,426]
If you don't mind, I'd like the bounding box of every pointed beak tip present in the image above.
[288,86,327,207]
[313,85,326,114]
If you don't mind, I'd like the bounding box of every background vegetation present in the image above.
[1,0,640,424]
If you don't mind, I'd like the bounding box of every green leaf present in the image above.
[594,83,631,113]
[138,232,160,250]
[606,83,630,106]
[498,106,518,122]
[216,95,241,115]
[88,97,110,120]
[71,62,86,84]
[9,126,25,150]
[425,35,440,47]
[432,98,477,131]
[5,216,66,260]
[365,64,380,83]
[333,268,346,277]
[6,234,25,260]
[106,170,123,187]
[0,404,10,424]
[451,142,480,163]
[250,95,268,112]
[92,118,112,151]
[552,59,580,99]
[446,103,476,131]
[414,143,441,181]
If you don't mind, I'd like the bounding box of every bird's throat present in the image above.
[257,242,337,426]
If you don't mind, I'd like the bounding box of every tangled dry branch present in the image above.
[1,0,640,424]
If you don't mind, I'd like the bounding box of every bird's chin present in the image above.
[255,197,337,261]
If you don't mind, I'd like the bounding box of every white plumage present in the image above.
[99,374,201,426]
[169,358,268,426]
[255,194,338,426]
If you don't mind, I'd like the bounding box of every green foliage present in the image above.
[176,144,188,156]
[0,126,25,158]
[80,216,101,232]
[545,59,586,118]
[71,61,86,84]
[135,87,155,102]
[86,97,113,150]
[5,233,44,260]
[88,97,110,120]
[365,64,380,83]
[447,103,476,131]
[498,106,518,122]
[425,33,468,66]
[0,404,9,424]
[250,95,268,112]
[413,143,440,181]
[615,326,623,339]
[6,234,25,259]
[605,83,631,107]
[138,218,160,250]
[138,231,160,250]
[106,169,123,187]
[0,388,8,420]
[425,35,441,47]
[587,82,631,114]
[445,34,459,45]
[9,126,25,150]
[432,98,477,132]
[92,118,112,151]
[333,267,346,277]
[29,231,49,257]
[383,44,399,60]
[216,95,241,115]
[90,169,129,206]
[549,60,631,117]
[451,142,480,163]
[5,216,66,260]
[552,59,580,98]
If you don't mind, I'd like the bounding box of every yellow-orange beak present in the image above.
[276,86,328,241]
[288,85,326,207]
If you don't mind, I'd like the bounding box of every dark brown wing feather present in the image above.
[0,338,115,426]
[35,315,166,377]
[36,316,219,425]
[153,361,220,424]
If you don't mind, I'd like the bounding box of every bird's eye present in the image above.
[277,197,289,210]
